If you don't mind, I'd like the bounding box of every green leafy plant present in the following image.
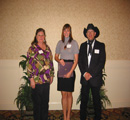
[14,55,33,112]
[76,69,111,118]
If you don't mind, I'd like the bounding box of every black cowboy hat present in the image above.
[83,23,100,38]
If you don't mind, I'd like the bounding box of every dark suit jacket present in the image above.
[78,40,106,87]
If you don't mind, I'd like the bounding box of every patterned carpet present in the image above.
[0,108,130,120]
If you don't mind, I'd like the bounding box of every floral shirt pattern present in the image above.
[26,44,54,84]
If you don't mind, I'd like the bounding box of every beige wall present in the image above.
[0,0,130,110]
[0,0,130,60]
[0,60,130,110]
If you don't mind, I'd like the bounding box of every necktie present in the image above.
[88,40,93,56]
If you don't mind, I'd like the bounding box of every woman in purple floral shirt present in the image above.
[26,28,54,120]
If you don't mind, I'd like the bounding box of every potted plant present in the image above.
[76,69,111,118]
[14,55,33,116]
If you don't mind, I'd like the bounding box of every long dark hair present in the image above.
[61,24,73,43]
[31,28,46,45]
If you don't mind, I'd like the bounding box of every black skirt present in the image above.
[57,60,76,92]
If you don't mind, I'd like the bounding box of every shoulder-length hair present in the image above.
[61,24,73,43]
[31,28,46,45]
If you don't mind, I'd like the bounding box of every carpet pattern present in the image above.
[0,108,130,120]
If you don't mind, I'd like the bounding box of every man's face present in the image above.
[86,29,96,40]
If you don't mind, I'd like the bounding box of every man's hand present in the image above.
[84,72,92,81]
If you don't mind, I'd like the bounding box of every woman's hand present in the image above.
[59,59,65,66]
[55,54,65,66]
[64,71,72,78]
[50,77,53,84]
[30,78,35,89]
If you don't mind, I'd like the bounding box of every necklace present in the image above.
[64,37,70,49]
[64,41,69,49]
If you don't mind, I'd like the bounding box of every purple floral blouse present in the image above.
[26,44,54,84]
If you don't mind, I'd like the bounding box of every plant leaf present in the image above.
[20,55,27,60]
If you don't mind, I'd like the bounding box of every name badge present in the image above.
[67,44,71,48]
[38,50,43,54]
[94,49,100,54]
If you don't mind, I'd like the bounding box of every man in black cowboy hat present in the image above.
[78,23,106,120]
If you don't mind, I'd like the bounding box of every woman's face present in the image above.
[63,28,70,38]
[36,31,45,43]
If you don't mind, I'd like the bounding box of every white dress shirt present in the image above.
[83,39,95,78]
[87,39,95,67]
